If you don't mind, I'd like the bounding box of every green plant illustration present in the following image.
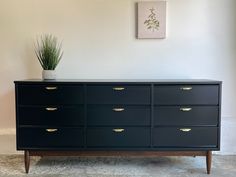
[144,8,160,31]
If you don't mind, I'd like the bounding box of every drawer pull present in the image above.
[113,108,125,112]
[180,107,192,112]
[45,86,57,90]
[46,129,58,132]
[45,107,58,111]
[113,87,125,91]
[180,128,192,132]
[180,87,192,91]
[113,128,125,133]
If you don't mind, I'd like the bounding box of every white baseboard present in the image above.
[215,116,236,155]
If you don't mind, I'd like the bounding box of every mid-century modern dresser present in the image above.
[14,79,222,174]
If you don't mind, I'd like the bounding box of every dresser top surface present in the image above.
[14,79,222,84]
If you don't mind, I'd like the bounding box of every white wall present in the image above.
[0,0,236,151]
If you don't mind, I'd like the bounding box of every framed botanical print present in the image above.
[138,1,166,39]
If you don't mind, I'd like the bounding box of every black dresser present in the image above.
[14,79,222,174]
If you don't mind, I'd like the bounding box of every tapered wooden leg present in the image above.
[24,150,30,173]
[206,151,212,174]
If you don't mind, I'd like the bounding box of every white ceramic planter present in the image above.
[42,70,56,80]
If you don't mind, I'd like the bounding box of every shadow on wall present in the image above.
[0,38,39,130]
[23,37,41,79]
[134,3,138,38]
[0,90,15,129]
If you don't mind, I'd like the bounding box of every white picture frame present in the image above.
[138,1,166,39]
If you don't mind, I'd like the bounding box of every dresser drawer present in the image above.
[153,127,218,148]
[18,85,84,105]
[19,106,84,126]
[87,105,150,126]
[154,85,219,105]
[87,127,150,147]
[87,85,150,104]
[18,128,84,148]
[154,106,218,126]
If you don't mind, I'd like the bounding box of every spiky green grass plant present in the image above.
[35,35,63,70]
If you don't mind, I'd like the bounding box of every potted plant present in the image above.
[35,34,63,80]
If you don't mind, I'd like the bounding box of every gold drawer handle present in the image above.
[180,107,192,112]
[113,87,125,91]
[46,129,58,132]
[113,128,125,133]
[180,128,192,132]
[45,86,57,90]
[113,108,125,112]
[180,87,192,91]
[46,107,58,111]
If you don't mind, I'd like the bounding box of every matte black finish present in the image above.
[87,85,150,104]
[18,84,84,105]
[19,106,84,126]
[153,127,218,147]
[87,127,150,147]
[154,106,218,126]
[87,105,150,126]
[18,127,84,148]
[14,79,221,84]
[14,79,221,151]
[154,85,219,105]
